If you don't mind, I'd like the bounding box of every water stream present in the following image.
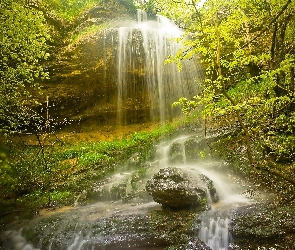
[0,133,260,250]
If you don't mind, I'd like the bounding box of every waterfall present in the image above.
[116,10,200,125]
[198,211,231,250]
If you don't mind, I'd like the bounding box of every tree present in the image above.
[148,0,295,169]
[0,0,50,135]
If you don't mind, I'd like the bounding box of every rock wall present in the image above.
[34,1,142,130]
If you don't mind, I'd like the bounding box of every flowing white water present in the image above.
[155,134,254,249]
[199,212,231,250]
[153,136,253,250]
[193,164,252,250]
[117,10,200,125]
[95,135,253,250]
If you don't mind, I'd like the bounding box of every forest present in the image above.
[0,0,295,249]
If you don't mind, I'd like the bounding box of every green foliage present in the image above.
[70,23,108,43]
[198,150,206,159]
[42,0,137,21]
[153,0,295,165]
[173,97,200,114]
[42,0,103,20]
[78,152,113,166]
[134,0,157,16]
[0,122,177,211]
[23,190,71,208]
[57,122,175,170]
[0,0,50,135]
[0,144,16,191]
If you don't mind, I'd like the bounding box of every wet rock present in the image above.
[168,137,217,164]
[183,138,208,163]
[230,203,295,237]
[185,239,211,250]
[199,174,219,203]
[149,209,198,245]
[146,167,217,208]
[23,210,199,249]
[175,238,212,250]
[186,239,212,250]
[230,202,295,249]
[168,142,186,164]
[30,2,138,127]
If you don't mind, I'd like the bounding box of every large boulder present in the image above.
[146,167,218,209]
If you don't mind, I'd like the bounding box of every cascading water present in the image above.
[116,10,200,125]
[192,164,253,250]
[1,133,264,250]
[198,211,231,250]
[152,135,253,250]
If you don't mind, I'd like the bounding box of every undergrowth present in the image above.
[0,118,192,218]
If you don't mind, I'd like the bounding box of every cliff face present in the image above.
[42,28,119,126]
[35,1,141,129]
